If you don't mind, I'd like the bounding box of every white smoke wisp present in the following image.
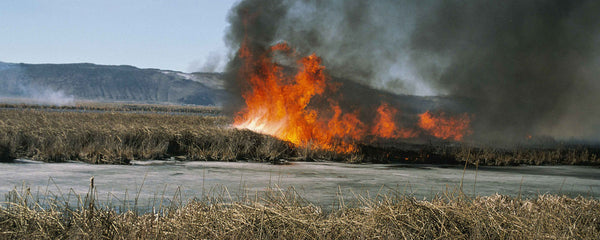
[18,83,75,106]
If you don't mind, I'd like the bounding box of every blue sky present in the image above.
[0,0,238,72]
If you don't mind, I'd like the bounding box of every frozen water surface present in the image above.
[2,160,599,211]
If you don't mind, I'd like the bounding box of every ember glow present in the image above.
[233,40,472,153]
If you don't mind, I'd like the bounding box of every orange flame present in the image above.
[234,42,366,153]
[371,102,416,139]
[234,38,472,152]
[418,111,471,141]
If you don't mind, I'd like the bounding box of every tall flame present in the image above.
[234,42,365,152]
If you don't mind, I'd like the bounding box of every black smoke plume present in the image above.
[224,0,600,143]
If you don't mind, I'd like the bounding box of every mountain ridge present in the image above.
[0,61,226,105]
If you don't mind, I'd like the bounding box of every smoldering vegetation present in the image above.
[223,0,600,144]
[1,182,599,239]
[1,105,599,165]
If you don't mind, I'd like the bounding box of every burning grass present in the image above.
[1,181,599,239]
[0,104,599,165]
[232,41,473,153]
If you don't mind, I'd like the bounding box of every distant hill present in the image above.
[0,61,227,105]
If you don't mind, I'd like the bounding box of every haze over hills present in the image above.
[0,61,227,106]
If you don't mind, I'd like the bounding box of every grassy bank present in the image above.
[1,105,599,165]
[1,183,599,239]
[0,108,294,164]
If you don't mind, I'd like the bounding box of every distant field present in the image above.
[1,103,599,165]
[0,102,221,115]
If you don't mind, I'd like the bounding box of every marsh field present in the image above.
[1,103,600,239]
[1,103,600,165]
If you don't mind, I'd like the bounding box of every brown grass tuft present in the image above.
[1,183,599,239]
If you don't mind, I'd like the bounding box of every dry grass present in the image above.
[1,181,599,239]
[355,141,600,166]
[0,108,294,164]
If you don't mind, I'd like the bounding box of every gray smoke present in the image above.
[224,0,600,142]
[188,51,224,73]
[225,0,428,94]
[410,0,600,142]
